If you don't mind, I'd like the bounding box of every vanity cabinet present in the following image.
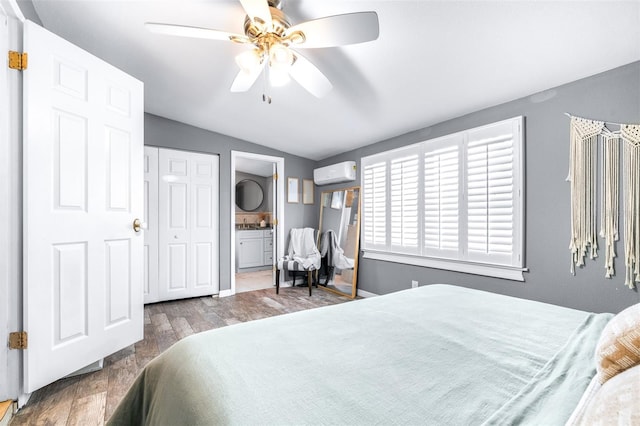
[238,230,263,268]
[237,229,273,270]
[263,233,273,265]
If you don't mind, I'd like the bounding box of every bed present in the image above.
[107,284,639,425]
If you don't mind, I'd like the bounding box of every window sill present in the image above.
[362,251,527,282]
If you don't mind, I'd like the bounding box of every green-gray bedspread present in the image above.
[107,284,612,425]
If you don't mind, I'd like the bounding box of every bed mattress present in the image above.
[108,284,612,425]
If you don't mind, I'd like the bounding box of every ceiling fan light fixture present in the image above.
[269,44,293,67]
[235,49,263,73]
[147,0,379,99]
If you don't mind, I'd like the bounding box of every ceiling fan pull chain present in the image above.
[262,58,272,104]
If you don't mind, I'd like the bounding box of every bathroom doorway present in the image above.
[230,151,285,295]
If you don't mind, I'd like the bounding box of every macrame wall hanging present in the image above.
[567,117,604,273]
[600,130,620,279]
[567,114,640,289]
[621,124,640,288]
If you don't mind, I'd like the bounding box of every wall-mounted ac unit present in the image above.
[313,161,357,186]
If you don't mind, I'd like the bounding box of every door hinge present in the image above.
[272,218,278,226]
[9,331,28,350]
[8,51,28,70]
[273,173,278,180]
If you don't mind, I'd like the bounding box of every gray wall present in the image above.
[315,62,640,314]
[145,113,319,292]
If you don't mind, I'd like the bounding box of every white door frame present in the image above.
[229,151,284,297]
[0,0,24,403]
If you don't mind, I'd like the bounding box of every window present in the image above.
[361,117,525,281]
[362,160,386,248]
[390,151,419,253]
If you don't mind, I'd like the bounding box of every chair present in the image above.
[276,228,321,296]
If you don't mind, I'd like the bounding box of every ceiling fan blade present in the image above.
[285,12,379,48]
[145,23,249,43]
[238,0,272,29]
[289,52,332,98]
[230,63,265,92]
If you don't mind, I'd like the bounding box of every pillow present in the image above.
[595,303,640,383]
[575,364,640,425]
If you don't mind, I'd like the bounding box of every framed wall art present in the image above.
[302,179,314,205]
[287,177,299,203]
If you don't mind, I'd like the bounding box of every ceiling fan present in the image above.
[145,0,379,102]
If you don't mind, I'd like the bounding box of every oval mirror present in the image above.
[236,179,264,211]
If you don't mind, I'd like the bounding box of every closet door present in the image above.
[159,149,219,301]
[143,147,159,303]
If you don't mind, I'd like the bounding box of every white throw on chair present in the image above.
[276,228,321,296]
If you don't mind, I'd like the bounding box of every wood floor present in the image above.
[10,287,352,425]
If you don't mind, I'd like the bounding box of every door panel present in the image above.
[195,185,212,228]
[54,111,87,210]
[168,244,188,290]
[239,238,264,268]
[53,243,87,344]
[23,21,144,393]
[195,243,212,287]
[158,149,219,301]
[190,153,219,294]
[106,128,131,211]
[169,183,188,228]
[105,239,132,325]
[143,147,159,303]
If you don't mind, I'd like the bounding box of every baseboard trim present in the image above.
[357,289,378,298]
[17,393,30,409]
[218,289,234,298]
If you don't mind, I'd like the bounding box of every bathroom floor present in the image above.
[236,269,274,293]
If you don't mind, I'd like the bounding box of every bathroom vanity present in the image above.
[236,228,273,271]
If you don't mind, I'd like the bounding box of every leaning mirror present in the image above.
[236,179,264,211]
[317,187,360,298]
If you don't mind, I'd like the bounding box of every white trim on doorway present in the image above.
[0,0,24,404]
[229,151,285,297]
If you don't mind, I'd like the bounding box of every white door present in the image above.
[144,147,160,304]
[159,149,219,301]
[23,21,144,393]
[271,163,278,282]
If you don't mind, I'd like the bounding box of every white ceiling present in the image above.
[30,0,640,161]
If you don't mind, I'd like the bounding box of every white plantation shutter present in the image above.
[424,141,460,255]
[466,120,520,266]
[390,154,420,252]
[363,161,387,249]
[361,116,523,276]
